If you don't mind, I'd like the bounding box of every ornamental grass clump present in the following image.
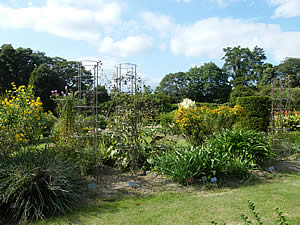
[0,149,85,224]
[0,83,56,156]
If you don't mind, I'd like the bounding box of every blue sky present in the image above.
[1,0,300,88]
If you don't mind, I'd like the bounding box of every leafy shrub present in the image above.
[155,129,272,184]
[236,96,271,131]
[0,149,85,224]
[160,111,174,129]
[205,129,272,166]
[159,111,180,134]
[51,87,77,144]
[174,105,245,145]
[0,83,56,156]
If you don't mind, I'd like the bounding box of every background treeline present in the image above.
[155,46,300,109]
[1,44,299,112]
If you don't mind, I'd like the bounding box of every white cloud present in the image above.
[0,1,122,43]
[141,12,174,38]
[268,0,300,18]
[98,36,153,57]
[169,17,300,62]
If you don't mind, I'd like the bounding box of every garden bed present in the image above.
[84,158,300,202]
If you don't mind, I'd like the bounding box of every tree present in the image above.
[155,72,188,103]
[276,58,300,87]
[222,46,266,87]
[0,44,37,92]
[258,63,278,86]
[29,64,65,112]
[187,62,231,103]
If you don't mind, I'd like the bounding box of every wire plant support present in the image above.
[112,63,142,171]
[76,60,104,178]
[270,76,291,155]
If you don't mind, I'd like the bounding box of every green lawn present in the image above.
[31,171,300,225]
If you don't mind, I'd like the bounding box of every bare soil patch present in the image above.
[84,159,300,202]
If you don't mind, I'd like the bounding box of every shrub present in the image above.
[51,87,77,144]
[0,149,85,224]
[0,83,56,156]
[236,96,271,131]
[205,129,273,166]
[160,111,174,129]
[174,105,245,145]
[155,129,272,184]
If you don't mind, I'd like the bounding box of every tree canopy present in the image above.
[222,46,266,87]
[155,62,231,103]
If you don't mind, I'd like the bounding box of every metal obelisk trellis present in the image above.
[270,76,291,154]
[76,60,104,174]
[112,63,142,170]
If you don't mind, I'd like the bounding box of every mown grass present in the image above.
[30,171,300,225]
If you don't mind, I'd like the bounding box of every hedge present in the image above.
[236,96,271,131]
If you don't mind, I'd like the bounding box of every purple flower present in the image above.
[51,90,57,93]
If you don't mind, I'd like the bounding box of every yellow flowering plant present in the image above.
[174,104,245,145]
[0,83,56,156]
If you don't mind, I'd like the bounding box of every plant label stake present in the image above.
[269,166,275,172]
[88,183,97,189]
[129,182,136,187]
[10,203,16,209]
[210,177,217,183]
[202,176,208,183]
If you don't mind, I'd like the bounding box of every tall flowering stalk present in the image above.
[0,83,56,156]
[51,87,78,144]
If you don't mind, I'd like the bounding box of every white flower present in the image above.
[178,98,196,108]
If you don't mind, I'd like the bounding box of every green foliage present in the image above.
[240,201,288,225]
[51,87,77,144]
[155,63,231,104]
[276,57,300,88]
[174,105,245,145]
[0,44,37,92]
[160,111,174,130]
[155,129,272,184]
[236,96,271,131]
[0,149,85,224]
[187,62,231,103]
[0,84,56,156]
[229,85,256,105]
[205,129,272,166]
[222,45,266,87]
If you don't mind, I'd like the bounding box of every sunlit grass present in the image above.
[31,172,300,225]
